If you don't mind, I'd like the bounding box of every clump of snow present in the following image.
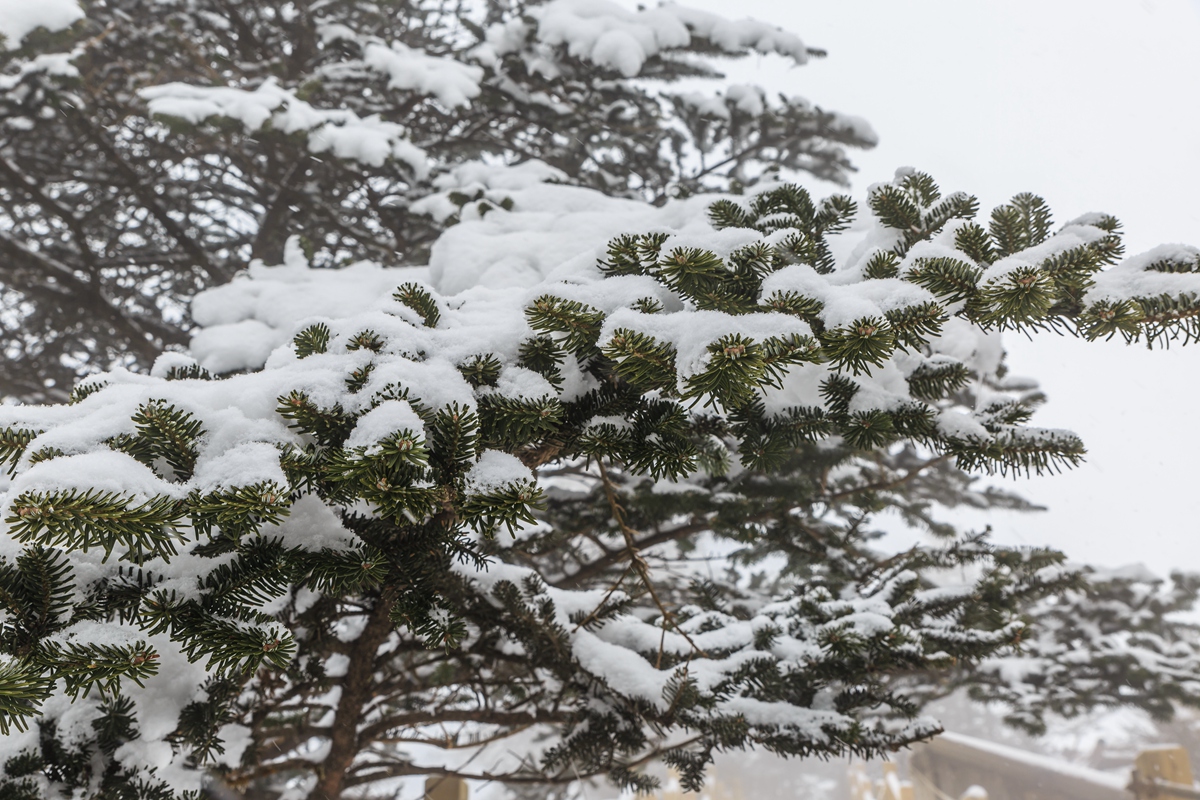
[482,0,816,78]
[533,0,691,77]
[466,450,533,494]
[362,42,483,108]
[8,450,185,503]
[762,263,936,328]
[0,0,83,49]
[411,160,567,223]
[114,635,212,792]
[982,223,1108,283]
[0,50,80,90]
[191,319,288,374]
[345,399,425,451]
[488,365,558,402]
[937,410,990,442]
[191,441,289,494]
[149,352,201,379]
[1086,243,1200,305]
[141,80,289,130]
[272,494,355,553]
[141,80,429,175]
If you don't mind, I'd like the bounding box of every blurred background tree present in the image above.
[0,0,874,402]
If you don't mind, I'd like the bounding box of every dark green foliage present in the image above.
[886,302,947,350]
[128,401,205,479]
[599,233,670,276]
[761,290,824,322]
[35,640,159,700]
[346,330,385,353]
[393,283,441,328]
[1119,292,1200,346]
[307,545,389,594]
[954,221,997,265]
[68,381,107,405]
[344,362,375,393]
[949,429,1086,477]
[168,679,235,766]
[518,336,566,386]
[0,547,159,734]
[965,569,1200,734]
[527,295,606,355]
[603,329,679,394]
[425,403,481,487]
[293,324,331,358]
[163,363,213,382]
[461,480,545,537]
[990,193,1053,256]
[710,184,850,273]
[869,170,980,254]
[1145,250,1200,273]
[7,490,185,565]
[0,428,38,476]
[189,483,291,541]
[906,359,972,401]
[458,354,502,388]
[864,250,901,279]
[977,267,1058,330]
[276,391,356,447]
[0,661,53,734]
[820,318,896,374]
[905,257,982,303]
[479,395,564,450]
[141,590,295,674]
[707,199,754,231]
[869,184,922,232]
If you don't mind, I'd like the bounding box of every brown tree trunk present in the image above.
[309,587,398,800]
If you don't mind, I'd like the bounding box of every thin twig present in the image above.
[571,562,635,633]
[822,454,951,501]
[596,461,707,665]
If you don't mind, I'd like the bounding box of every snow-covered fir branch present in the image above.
[2,161,1200,798]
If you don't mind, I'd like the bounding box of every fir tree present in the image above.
[0,0,874,401]
[1,168,1199,799]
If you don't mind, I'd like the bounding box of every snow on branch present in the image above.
[3,169,1200,795]
[0,0,82,50]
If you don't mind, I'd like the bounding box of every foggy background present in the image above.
[686,0,1200,578]
[589,5,1200,798]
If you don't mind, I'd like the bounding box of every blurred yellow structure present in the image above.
[849,761,915,800]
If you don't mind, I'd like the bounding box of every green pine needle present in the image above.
[393,283,441,328]
[293,323,331,358]
[0,427,39,477]
[7,490,186,565]
[819,317,897,374]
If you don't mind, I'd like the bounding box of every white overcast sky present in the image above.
[687,0,1200,575]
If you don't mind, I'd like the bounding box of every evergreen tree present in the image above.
[0,0,874,401]
[2,162,1200,799]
